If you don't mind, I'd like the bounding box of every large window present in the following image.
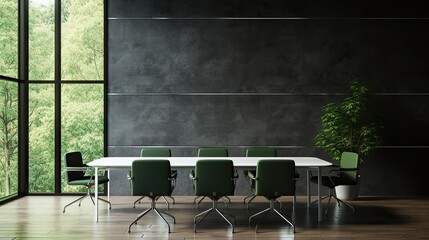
[0,0,19,200]
[0,81,19,199]
[28,0,104,194]
[0,1,18,79]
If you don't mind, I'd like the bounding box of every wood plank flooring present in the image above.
[0,196,428,239]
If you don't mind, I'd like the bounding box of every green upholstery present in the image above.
[131,160,172,197]
[194,160,235,197]
[245,147,277,180]
[191,159,236,232]
[249,159,296,232]
[140,148,177,179]
[63,151,110,213]
[243,147,277,207]
[197,147,228,157]
[191,147,235,207]
[310,152,359,213]
[311,152,359,188]
[128,159,175,233]
[254,160,295,198]
[131,148,176,208]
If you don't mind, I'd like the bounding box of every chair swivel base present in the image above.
[133,195,176,210]
[244,194,292,210]
[194,195,230,209]
[128,198,176,233]
[194,198,236,233]
[63,187,111,213]
[311,189,355,214]
[249,199,295,233]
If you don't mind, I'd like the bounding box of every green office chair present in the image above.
[248,159,296,233]
[310,152,359,214]
[62,151,111,213]
[191,147,231,208]
[131,148,176,209]
[128,160,176,233]
[190,159,237,233]
[243,147,277,208]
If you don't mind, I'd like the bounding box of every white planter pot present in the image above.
[335,180,360,200]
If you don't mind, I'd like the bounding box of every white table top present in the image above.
[87,157,332,168]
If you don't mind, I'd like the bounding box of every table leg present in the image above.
[107,169,110,203]
[317,167,322,222]
[307,169,311,208]
[95,167,99,223]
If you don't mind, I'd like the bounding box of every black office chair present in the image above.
[63,151,111,213]
[128,159,176,233]
[190,159,237,233]
[311,152,359,214]
[248,159,296,233]
[131,148,176,209]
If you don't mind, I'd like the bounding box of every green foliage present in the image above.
[0,0,18,78]
[315,80,382,161]
[0,81,18,198]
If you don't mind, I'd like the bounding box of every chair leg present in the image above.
[245,195,257,209]
[215,208,235,233]
[194,198,235,233]
[249,199,294,233]
[62,194,87,213]
[133,196,146,208]
[128,198,175,234]
[164,195,176,204]
[196,196,206,209]
[98,197,112,209]
[161,196,171,210]
[193,196,204,203]
[332,195,355,212]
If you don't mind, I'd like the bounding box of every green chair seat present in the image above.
[68,175,109,186]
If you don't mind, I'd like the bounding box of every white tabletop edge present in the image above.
[87,157,332,168]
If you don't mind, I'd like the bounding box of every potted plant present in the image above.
[315,80,382,200]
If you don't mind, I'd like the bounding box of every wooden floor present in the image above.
[1,196,428,239]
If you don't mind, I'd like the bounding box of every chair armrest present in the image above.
[65,167,94,176]
[327,168,360,185]
[248,171,257,180]
[171,170,178,179]
[189,170,196,180]
[65,166,89,171]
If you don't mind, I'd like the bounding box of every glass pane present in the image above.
[0,1,18,78]
[29,84,55,192]
[61,0,104,80]
[61,84,104,193]
[29,0,55,80]
[0,80,18,199]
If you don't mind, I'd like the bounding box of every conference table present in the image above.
[87,156,332,223]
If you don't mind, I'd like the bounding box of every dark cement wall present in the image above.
[107,0,429,196]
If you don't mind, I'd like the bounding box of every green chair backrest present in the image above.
[255,159,295,199]
[140,148,171,157]
[198,147,228,157]
[194,160,234,197]
[131,160,172,197]
[339,152,359,185]
[64,152,85,183]
[246,147,277,157]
